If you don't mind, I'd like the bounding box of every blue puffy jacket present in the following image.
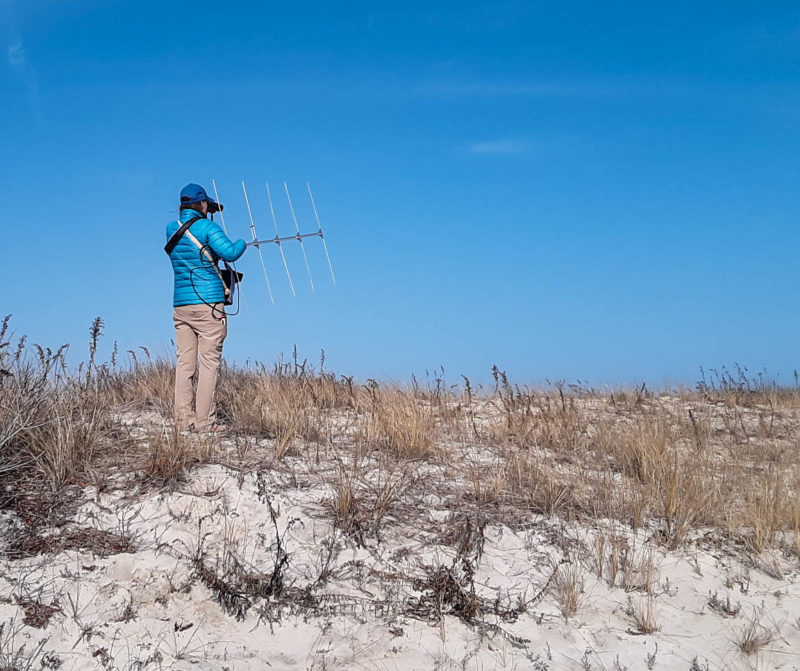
[166,210,247,307]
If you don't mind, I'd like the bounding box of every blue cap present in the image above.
[180,183,222,212]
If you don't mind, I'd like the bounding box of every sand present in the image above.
[1,412,799,671]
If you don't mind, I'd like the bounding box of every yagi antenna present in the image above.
[266,183,296,296]
[242,180,275,306]
[284,181,315,292]
[307,181,336,285]
[244,181,336,302]
[211,179,228,234]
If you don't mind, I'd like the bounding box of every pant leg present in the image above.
[173,306,199,429]
[193,304,227,429]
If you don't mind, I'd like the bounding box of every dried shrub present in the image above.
[144,426,197,485]
[503,453,580,517]
[15,598,61,629]
[193,480,291,621]
[359,388,435,460]
[219,366,325,459]
[552,559,585,618]
[0,318,108,491]
[328,458,362,539]
[625,593,659,634]
[737,609,774,655]
[7,527,135,560]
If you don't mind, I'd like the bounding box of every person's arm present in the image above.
[205,221,247,262]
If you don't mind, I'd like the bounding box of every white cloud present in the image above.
[8,35,26,66]
[469,139,528,155]
[6,29,43,123]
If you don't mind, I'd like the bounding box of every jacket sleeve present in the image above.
[205,221,247,262]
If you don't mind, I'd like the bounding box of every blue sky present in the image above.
[3,1,800,386]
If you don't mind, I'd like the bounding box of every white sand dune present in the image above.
[2,426,799,671]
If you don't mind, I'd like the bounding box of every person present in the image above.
[165,183,246,431]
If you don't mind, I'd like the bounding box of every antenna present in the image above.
[284,182,315,292]
[267,182,296,297]
[211,179,228,234]
[242,180,275,306]
[242,180,337,302]
[307,182,336,285]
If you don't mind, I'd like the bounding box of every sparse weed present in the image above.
[193,477,293,621]
[144,425,197,485]
[329,456,363,541]
[737,608,774,655]
[707,591,741,617]
[620,544,658,594]
[644,642,658,669]
[359,388,435,460]
[2,315,800,671]
[625,593,659,634]
[0,618,50,670]
[689,658,710,671]
[3,315,800,564]
[552,558,585,618]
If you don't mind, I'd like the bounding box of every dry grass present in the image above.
[218,366,326,459]
[103,353,174,413]
[552,558,585,618]
[144,425,202,485]
[473,374,800,556]
[18,398,106,491]
[0,317,108,493]
[329,457,361,536]
[2,315,800,570]
[619,543,658,594]
[357,387,436,460]
[502,453,578,517]
[4,316,800,668]
[625,593,659,634]
[737,608,774,655]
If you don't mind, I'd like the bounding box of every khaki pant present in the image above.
[173,303,227,430]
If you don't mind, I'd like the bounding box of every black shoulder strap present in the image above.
[164,216,202,256]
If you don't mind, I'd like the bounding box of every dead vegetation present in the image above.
[2,316,800,666]
[552,558,584,618]
[15,598,60,629]
[3,315,800,562]
[6,527,135,561]
[192,472,291,622]
[737,607,775,655]
[625,593,659,635]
